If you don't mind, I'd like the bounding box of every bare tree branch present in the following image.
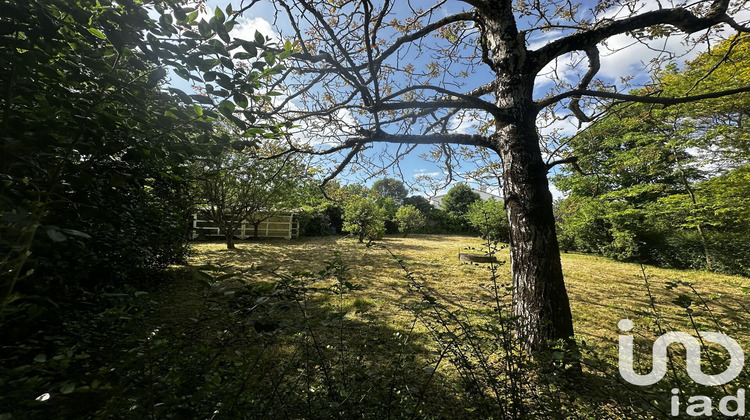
[545,155,578,171]
[537,85,750,110]
[530,0,736,72]
[321,143,364,186]
[568,46,601,124]
[373,98,503,115]
[374,11,477,68]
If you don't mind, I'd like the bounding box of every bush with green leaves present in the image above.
[299,203,344,236]
[555,197,642,260]
[0,0,291,309]
[419,208,474,234]
[0,1,291,416]
[342,196,387,242]
[466,198,509,242]
[442,183,481,217]
[394,205,426,237]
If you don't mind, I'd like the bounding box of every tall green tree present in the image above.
[403,195,434,215]
[371,178,408,203]
[442,183,481,217]
[554,37,750,274]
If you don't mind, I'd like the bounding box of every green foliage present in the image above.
[0,1,292,416]
[394,205,426,237]
[402,195,434,214]
[371,177,408,202]
[555,198,642,259]
[195,140,308,247]
[442,183,480,216]
[0,0,291,309]
[342,196,387,243]
[419,208,474,234]
[553,37,750,274]
[466,199,509,242]
[644,166,750,275]
[299,203,344,236]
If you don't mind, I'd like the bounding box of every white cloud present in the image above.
[413,168,441,177]
[548,182,565,200]
[231,16,282,45]
[448,111,475,134]
[533,0,750,94]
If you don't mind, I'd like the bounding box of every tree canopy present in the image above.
[554,36,750,275]
[371,177,408,202]
[442,183,481,216]
[196,140,308,248]
[0,0,289,310]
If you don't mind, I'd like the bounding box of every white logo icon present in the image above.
[618,319,744,386]
[618,319,746,417]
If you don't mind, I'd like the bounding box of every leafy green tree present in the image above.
[442,183,480,217]
[646,165,750,275]
[395,205,426,237]
[342,196,386,243]
[371,178,408,203]
[554,37,750,273]
[403,195,434,215]
[0,0,289,309]
[466,199,509,243]
[0,1,291,415]
[197,142,307,248]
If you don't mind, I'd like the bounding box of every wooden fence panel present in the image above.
[191,212,299,240]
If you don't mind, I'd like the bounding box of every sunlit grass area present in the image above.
[114,234,750,418]
[187,234,749,348]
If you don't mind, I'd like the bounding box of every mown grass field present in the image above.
[145,234,749,418]
[187,234,749,352]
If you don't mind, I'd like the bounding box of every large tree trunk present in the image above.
[483,5,576,349]
[496,120,575,352]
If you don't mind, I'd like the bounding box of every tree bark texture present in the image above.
[496,122,575,351]
[483,6,575,351]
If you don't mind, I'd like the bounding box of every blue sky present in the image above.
[168,0,745,198]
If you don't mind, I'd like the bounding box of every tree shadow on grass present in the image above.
[41,264,665,419]
[177,240,728,419]
[75,269,481,419]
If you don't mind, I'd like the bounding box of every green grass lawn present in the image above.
[140,234,749,418]
[188,234,749,350]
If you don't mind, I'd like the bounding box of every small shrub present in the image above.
[395,205,426,237]
[466,198,509,242]
[342,196,387,242]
